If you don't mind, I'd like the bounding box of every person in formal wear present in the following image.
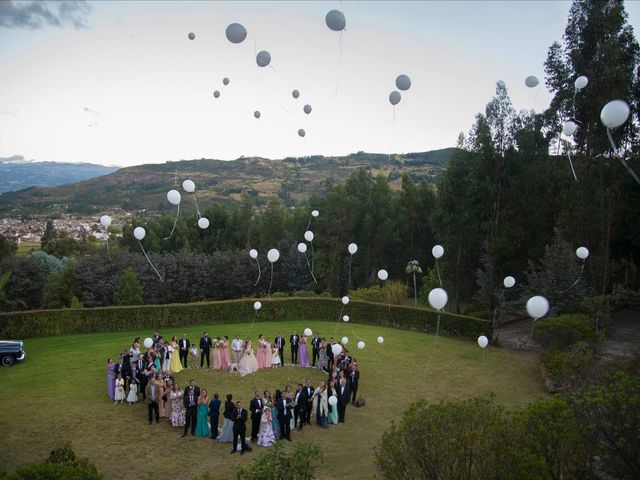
[231,401,252,455]
[304,379,314,425]
[327,380,338,425]
[218,393,235,443]
[249,390,263,443]
[145,376,161,424]
[199,332,212,368]
[179,334,190,368]
[182,385,199,437]
[221,336,231,370]
[311,333,321,366]
[326,337,335,371]
[293,383,308,431]
[107,358,116,400]
[317,340,328,372]
[298,335,310,367]
[262,390,279,438]
[212,337,222,370]
[337,377,350,423]
[152,331,163,347]
[169,383,185,427]
[195,390,211,438]
[274,333,285,365]
[256,334,266,369]
[114,373,125,404]
[169,336,183,374]
[231,334,244,364]
[126,368,139,404]
[157,376,167,417]
[313,380,328,428]
[208,393,221,439]
[257,406,276,447]
[129,340,141,361]
[275,389,292,441]
[284,386,295,432]
[271,343,281,368]
[190,345,198,367]
[348,362,360,405]
[238,340,259,375]
[289,330,299,365]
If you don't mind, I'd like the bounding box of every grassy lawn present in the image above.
[15,241,39,256]
[0,320,547,479]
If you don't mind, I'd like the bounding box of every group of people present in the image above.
[106,329,363,455]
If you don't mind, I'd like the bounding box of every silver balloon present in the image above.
[298,128,306,137]
[292,89,300,99]
[213,90,220,98]
[325,9,346,31]
[188,32,195,40]
[223,77,229,86]
[389,91,401,106]
[395,74,411,91]
[256,50,271,67]
[225,23,247,44]
[525,75,539,88]
[303,104,312,115]
[254,110,261,119]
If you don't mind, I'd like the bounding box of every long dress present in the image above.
[218,401,234,443]
[256,339,265,369]
[126,382,138,403]
[170,391,185,427]
[257,409,276,447]
[169,342,183,374]
[158,383,166,417]
[213,344,222,370]
[114,378,125,401]
[264,342,272,368]
[195,402,210,437]
[271,349,281,367]
[327,388,338,424]
[239,345,259,376]
[314,387,328,427]
[317,348,328,372]
[221,341,230,370]
[107,363,116,400]
[299,342,310,368]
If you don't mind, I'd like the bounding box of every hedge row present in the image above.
[0,298,491,340]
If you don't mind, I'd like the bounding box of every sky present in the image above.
[1,0,640,167]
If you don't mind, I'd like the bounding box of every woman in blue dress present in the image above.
[263,390,280,438]
[195,390,211,437]
[218,393,234,443]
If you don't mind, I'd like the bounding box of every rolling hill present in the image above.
[0,148,457,217]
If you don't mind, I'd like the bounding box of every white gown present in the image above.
[239,346,259,376]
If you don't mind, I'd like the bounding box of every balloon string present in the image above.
[436,313,441,336]
[256,63,291,114]
[572,88,577,117]
[305,253,318,284]
[192,195,201,218]
[310,240,315,274]
[435,259,443,287]
[335,304,345,331]
[253,258,261,286]
[105,237,111,262]
[559,261,585,294]
[164,203,180,240]
[268,262,273,299]
[607,129,640,186]
[348,255,352,291]
[351,329,362,341]
[564,141,578,182]
[249,310,258,333]
[334,29,343,97]
[139,241,164,284]
[305,217,311,232]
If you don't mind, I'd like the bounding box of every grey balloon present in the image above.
[223,77,229,86]
[396,74,411,91]
[225,23,247,44]
[188,32,195,40]
[254,110,261,119]
[303,104,312,114]
[389,90,401,106]
[325,9,346,31]
[213,90,220,98]
[256,50,271,67]
[292,89,300,99]
[298,128,306,137]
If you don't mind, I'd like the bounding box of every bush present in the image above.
[349,285,386,303]
[0,297,491,340]
[541,344,596,386]
[532,314,600,350]
[236,442,322,480]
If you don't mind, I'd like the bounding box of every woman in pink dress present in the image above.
[299,335,310,368]
[257,334,266,369]
[220,336,230,370]
[213,338,222,370]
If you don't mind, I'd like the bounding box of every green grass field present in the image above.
[0,320,547,479]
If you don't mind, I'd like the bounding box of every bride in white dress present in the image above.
[239,339,259,376]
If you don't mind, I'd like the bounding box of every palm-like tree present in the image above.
[405,260,423,306]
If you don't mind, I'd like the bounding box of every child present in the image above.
[114,373,125,404]
[126,376,138,404]
[190,345,198,368]
[271,348,281,368]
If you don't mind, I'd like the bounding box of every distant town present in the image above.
[0,215,123,245]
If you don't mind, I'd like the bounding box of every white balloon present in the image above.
[341,296,349,305]
[526,296,549,320]
[143,337,153,349]
[197,217,209,229]
[225,23,247,44]
[503,276,516,288]
[377,269,388,281]
[304,328,312,337]
[267,248,280,263]
[256,50,271,67]
[377,336,384,344]
[325,9,346,31]
[331,343,343,356]
[188,32,195,40]
[167,189,181,205]
[213,90,220,98]
[328,395,338,406]
[249,249,258,259]
[428,288,448,310]
[99,215,111,228]
[478,335,489,349]
[133,227,146,241]
[303,104,312,115]
[348,243,358,255]
[223,77,230,86]
[254,301,262,310]
[311,210,319,218]
[254,111,261,119]
[563,121,577,136]
[292,89,300,99]
[395,74,411,91]
[357,341,365,350]
[343,315,349,322]
[298,128,306,138]
[574,75,588,90]
[600,99,630,129]
[297,242,307,253]
[432,245,444,259]
[182,180,195,193]
[525,75,539,88]
[304,231,314,242]
[389,90,401,106]
[341,336,349,344]
[576,247,589,260]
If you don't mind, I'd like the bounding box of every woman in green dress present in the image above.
[195,390,211,437]
[327,380,338,425]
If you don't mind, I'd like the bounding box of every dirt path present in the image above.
[494,318,542,353]
[596,308,640,360]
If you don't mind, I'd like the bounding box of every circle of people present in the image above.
[106,329,362,454]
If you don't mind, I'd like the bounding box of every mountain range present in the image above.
[0,149,457,217]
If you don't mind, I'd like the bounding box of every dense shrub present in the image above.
[541,344,596,387]
[532,314,600,350]
[235,442,323,480]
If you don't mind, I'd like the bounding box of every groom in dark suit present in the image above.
[274,333,286,365]
[249,391,263,443]
[179,334,190,368]
[337,378,350,423]
[290,330,299,365]
[311,333,321,366]
[200,332,212,368]
[231,401,251,455]
[276,390,292,441]
[182,385,199,436]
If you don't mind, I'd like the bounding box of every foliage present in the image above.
[114,267,143,306]
[533,314,600,350]
[236,442,323,480]
[0,234,17,261]
[541,344,596,388]
[405,260,422,305]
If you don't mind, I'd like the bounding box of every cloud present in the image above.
[0,1,91,29]
[83,106,99,115]
[0,110,18,117]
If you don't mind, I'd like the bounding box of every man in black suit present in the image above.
[348,362,360,405]
[179,334,190,368]
[152,331,163,346]
[209,393,221,439]
[276,390,292,441]
[199,332,212,368]
[249,391,263,443]
[182,385,199,437]
[231,401,251,455]
[290,330,299,365]
[326,337,335,371]
[274,333,285,365]
[311,333,321,366]
[293,384,308,431]
[304,379,314,425]
[183,379,201,398]
[337,378,350,423]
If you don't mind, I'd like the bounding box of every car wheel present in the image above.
[1,355,15,367]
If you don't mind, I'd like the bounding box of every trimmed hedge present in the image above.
[0,298,491,340]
